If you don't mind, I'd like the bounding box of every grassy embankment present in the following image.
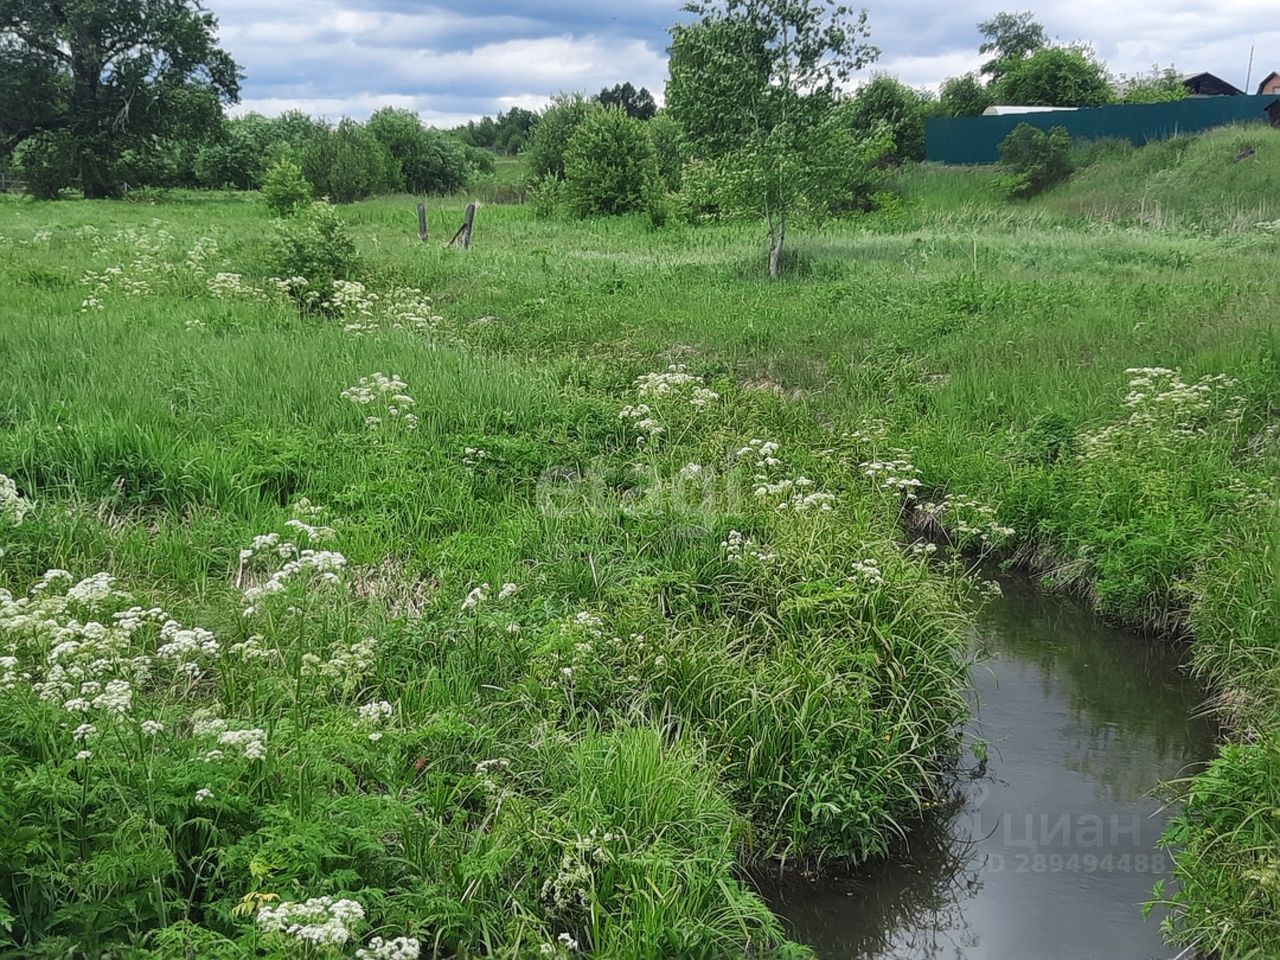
[0,123,1277,956]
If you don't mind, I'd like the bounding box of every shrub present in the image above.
[643,174,672,230]
[268,202,359,309]
[562,108,657,217]
[13,131,76,199]
[939,73,995,117]
[302,119,400,203]
[527,175,567,220]
[846,75,934,163]
[997,124,1074,199]
[525,94,598,183]
[261,159,313,216]
[366,108,470,194]
[647,112,687,191]
[1120,65,1187,104]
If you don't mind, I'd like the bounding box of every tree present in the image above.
[668,0,880,277]
[525,93,598,182]
[1119,65,1186,104]
[978,11,1047,80]
[1,0,241,197]
[847,75,933,163]
[302,119,399,203]
[995,45,1114,108]
[596,82,658,120]
[563,108,657,216]
[366,107,468,194]
[939,73,994,117]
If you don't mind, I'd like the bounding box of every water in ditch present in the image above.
[766,577,1216,960]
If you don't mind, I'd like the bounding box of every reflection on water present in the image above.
[766,579,1216,960]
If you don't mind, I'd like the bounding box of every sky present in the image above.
[218,1,1280,125]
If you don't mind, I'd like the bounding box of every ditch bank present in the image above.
[761,577,1215,959]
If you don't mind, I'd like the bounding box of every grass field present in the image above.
[1,124,1278,958]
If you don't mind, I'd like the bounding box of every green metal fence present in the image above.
[926,96,1280,165]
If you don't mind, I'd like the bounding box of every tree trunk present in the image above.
[70,39,116,199]
[768,213,786,279]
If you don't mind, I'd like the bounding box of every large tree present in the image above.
[995,45,1114,108]
[1,0,241,197]
[668,0,880,277]
[977,10,1047,81]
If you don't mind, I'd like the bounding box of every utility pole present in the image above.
[1246,45,1255,93]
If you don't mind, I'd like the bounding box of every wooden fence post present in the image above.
[448,203,476,249]
[417,201,428,242]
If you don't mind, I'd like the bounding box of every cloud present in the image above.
[215,1,1280,124]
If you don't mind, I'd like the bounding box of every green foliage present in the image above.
[267,201,359,306]
[527,174,568,220]
[302,119,400,204]
[2,131,1279,958]
[642,174,672,229]
[0,0,240,198]
[939,73,995,117]
[595,82,658,120]
[563,108,657,217]
[463,144,497,176]
[847,76,934,163]
[12,130,75,199]
[997,123,1074,198]
[977,10,1048,80]
[525,94,599,183]
[1120,65,1188,104]
[668,0,881,275]
[260,159,313,217]
[646,113,687,192]
[995,46,1116,108]
[366,107,469,195]
[451,107,539,155]
[1159,740,1280,956]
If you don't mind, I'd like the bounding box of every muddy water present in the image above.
[767,578,1216,960]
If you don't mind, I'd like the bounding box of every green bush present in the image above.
[302,119,399,203]
[997,124,1074,199]
[994,46,1115,108]
[525,94,598,183]
[562,108,657,217]
[1120,65,1187,104]
[267,202,359,309]
[260,159,313,216]
[366,107,470,194]
[846,75,934,163]
[939,73,995,117]
[647,113,687,191]
[527,175,567,220]
[13,131,76,199]
[643,175,672,230]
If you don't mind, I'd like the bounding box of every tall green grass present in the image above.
[0,124,1277,957]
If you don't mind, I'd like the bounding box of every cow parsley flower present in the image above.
[357,936,421,960]
[0,474,33,526]
[461,583,490,611]
[257,896,365,948]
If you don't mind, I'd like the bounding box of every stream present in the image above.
[766,578,1216,960]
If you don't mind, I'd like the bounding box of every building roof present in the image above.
[981,105,1079,116]
[1181,72,1244,96]
[1258,71,1280,93]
